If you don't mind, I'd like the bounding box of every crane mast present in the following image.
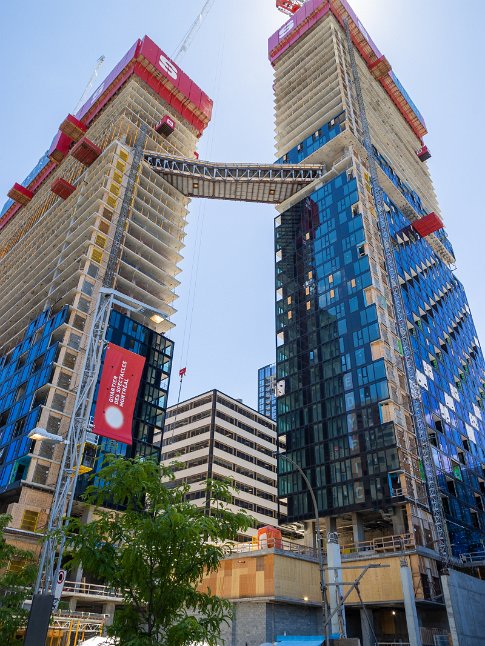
[173,0,216,61]
[342,20,450,565]
[74,55,105,114]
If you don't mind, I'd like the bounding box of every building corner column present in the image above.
[326,532,346,638]
[400,556,422,646]
[440,571,459,646]
[360,607,374,646]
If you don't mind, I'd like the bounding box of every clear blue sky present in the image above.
[1,1,484,411]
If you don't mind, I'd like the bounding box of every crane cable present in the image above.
[167,1,227,446]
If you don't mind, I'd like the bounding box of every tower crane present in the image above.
[74,55,106,114]
[172,0,216,61]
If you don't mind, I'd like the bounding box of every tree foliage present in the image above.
[66,457,252,646]
[0,514,36,645]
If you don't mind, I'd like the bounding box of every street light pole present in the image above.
[279,452,331,643]
[23,290,115,646]
[23,289,167,645]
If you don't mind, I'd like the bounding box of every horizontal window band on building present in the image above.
[165,426,275,460]
[185,490,206,502]
[163,439,210,461]
[164,409,212,431]
[232,497,275,517]
[216,394,275,430]
[212,456,275,488]
[163,424,211,446]
[165,395,213,418]
[183,490,275,519]
[176,477,277,505]
[213,441,276,472]
[215,425,275,457]
[214,417,276,453]
[166,391,276,430]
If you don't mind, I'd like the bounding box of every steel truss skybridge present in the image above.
[144,154,324,203]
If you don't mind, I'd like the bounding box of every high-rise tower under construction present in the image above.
[0,36,212,612]
[271,0,485,570]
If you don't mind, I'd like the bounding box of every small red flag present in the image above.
[179,367,187,378]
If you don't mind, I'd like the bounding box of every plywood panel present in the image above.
[274,555,321,602]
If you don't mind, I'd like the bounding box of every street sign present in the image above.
[52,569,66,609]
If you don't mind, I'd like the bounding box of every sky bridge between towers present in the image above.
[144,154,325,203]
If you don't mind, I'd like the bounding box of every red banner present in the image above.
[93,343,146,445]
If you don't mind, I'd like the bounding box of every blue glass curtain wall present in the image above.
[276,170,399,521]
[388,194,485,555]
[76,310,174,498]
[0,306,69,491]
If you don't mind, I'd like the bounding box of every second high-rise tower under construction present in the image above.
[271,0,485,570]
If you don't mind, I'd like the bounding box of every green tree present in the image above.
[66,457,251,646]
[0,514,36,644]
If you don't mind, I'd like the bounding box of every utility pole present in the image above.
[278,453,330,644]
[23,288,114,646]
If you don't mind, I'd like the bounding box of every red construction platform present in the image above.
[369,55,391,80]
[59,114,87,142]
[412,212,444,238]
[276,0,304,15]
[71,138,102,165]
[416,145,431,162]
[49,132,72,163]
[51,177,76,199]
[155,115,176,136]
[7,183,34,205]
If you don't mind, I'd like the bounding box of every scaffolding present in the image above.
[342,18,451,565]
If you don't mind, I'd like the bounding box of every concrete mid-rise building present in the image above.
[162,390,283,538]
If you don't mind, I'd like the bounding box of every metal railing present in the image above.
[230,538,318,559]
[420,627,451,645]
[51,610,109,632]
[144,154,324,181]
[340,533,414,558]
[231,533,415,561]
[459,550,485,565]
[62,580,123,600]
